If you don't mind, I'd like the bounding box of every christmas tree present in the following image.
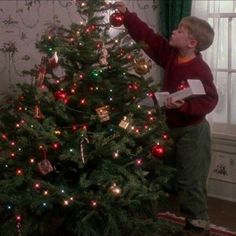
[0,1,177,235]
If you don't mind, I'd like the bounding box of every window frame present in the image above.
[207,11,236,138]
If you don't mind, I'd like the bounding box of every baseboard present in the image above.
[208,193,236,203]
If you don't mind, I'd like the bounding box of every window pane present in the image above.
[209,1,220,13]
[232,19,236,69]
[212,72,228,123]
[231,74,236,124]
[207,18,229,69]
[217,19,228,69]
[220,0,233,12]
[209,0,234,13]
[206,18,218,68]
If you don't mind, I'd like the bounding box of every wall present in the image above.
[0,0,161,93]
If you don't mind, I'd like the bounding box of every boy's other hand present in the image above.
[113,1,127,13]
[164,98,185,109]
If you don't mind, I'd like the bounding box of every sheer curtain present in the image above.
[191,0,221,129]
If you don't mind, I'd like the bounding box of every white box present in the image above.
[155,79,206,107]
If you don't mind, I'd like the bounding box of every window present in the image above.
[192,0,236,138]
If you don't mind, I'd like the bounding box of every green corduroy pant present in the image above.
[167,120,211,222]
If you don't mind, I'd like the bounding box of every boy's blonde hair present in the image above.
[179,16,214,53]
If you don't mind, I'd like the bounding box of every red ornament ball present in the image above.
[110,12,125,27]
[151,144,165,159]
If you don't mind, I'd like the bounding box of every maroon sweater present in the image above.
[123,11,218,128]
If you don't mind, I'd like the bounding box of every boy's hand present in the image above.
[113,1,127,13]
[164,98,185,109]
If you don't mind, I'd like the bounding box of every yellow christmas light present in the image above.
[113,151,119,159]
[54,130,61,136]
[108,183,122,198]
[16,169,23,175]
[64,200,69,206]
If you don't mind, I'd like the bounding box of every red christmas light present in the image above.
[80,98,86,105]
[90,200,98,208]
[51,142,61,150]
[10,153,16,158]
[72,124,79,132]
[18,95,25,101]
[128,83,139,90]
[15,215,22,222]
[96,42,103,49]
[54,90,69,104]
[135,158,143,166]
[78,73,85,80]
[81,124,87,131]
[1,133,8,140]
[162,133,169,140]
[85,24,96,33]
[126,54,133,61]
[34,183,41,189]
[16,169,23,176]
[10,141,16,146]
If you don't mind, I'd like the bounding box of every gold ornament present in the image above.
[96,105,110,122]
[119,114,133,130]
[108,183,122,198]
[133,58,152,75]
[54,129,62,136]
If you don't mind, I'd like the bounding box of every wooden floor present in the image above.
[208,197,236,232]
[161,196,236,233]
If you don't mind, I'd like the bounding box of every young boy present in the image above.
[114,2,218,236]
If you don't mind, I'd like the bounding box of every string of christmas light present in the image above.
[0,1,173,235]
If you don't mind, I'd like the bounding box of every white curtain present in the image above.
[191,0,221,129]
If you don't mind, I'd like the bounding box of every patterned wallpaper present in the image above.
[0,0,160,93]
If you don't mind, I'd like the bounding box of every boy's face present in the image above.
[169,25,196,51]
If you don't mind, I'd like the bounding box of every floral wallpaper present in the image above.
[0,0,160,93]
